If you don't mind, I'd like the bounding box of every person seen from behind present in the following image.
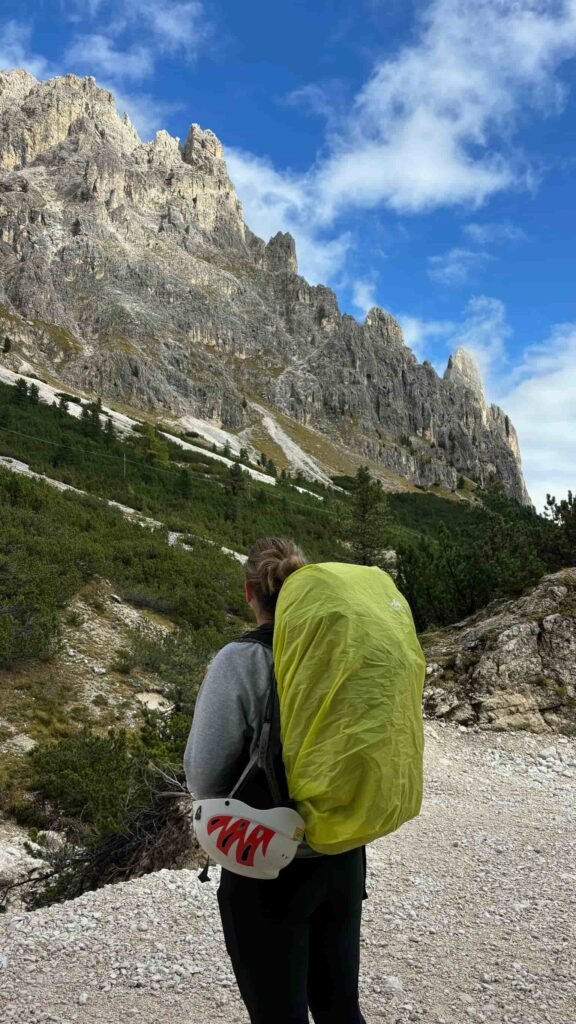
[184,537,368,1024]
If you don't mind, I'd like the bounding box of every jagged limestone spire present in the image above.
[444,347,485,401]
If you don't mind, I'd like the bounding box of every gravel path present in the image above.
[1,723,575,1024]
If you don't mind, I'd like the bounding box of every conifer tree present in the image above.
[14,378,28,403]
[545,490,576,565]
[343,465,390,566]
[139,423,170,467]
[228,461,246,496]
[178,467,192,499]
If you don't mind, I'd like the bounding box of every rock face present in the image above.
[0,69,528,499]
[423,569,576,734]
[0,823,51,910]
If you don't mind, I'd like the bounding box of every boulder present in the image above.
[422,569,576,734]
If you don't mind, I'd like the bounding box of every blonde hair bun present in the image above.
[246,538,307,613]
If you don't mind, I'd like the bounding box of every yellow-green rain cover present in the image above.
[273,562,425,854]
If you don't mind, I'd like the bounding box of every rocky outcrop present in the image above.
[0,69,529,499]
[422,569,576,734]
[0,822,52,910]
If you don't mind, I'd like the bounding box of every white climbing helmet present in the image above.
[193,797,306,880]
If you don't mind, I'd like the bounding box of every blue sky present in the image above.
[1,0,576,508]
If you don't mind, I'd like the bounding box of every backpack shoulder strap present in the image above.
[228,629,289,806]
[234,626,276,725]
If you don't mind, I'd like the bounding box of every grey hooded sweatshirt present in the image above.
[184,639,275,800]
[184,635,321,858]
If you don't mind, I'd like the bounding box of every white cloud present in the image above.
[137,1,210,57]
[352,280,377,318]
[70,0,210,59]
[61,0,211,125]
[396,314,455,361]
[463,220,528,245]
[497,324,576,511]
[106,86,179,139]
[62,3,210,137]
[448,295,511,382]
[286,83,336,120]
[395,295,510,381]
[66,34,154,83]
[312,0,576,221]
[226,148,350,284]
[228,1,576,281]
[428,247,491,286]
[67,0,106,18]
[225,150,309,236]
[0,20,50,77]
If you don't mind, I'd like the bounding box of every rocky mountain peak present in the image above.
[364,308,408,348]
[0,70,530,504]
[0,68,37,115]
[0,70,140,172]
[264,231,298,273]
[444,347,485,400]
[182,123,225,165]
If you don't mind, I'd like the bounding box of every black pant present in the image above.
[217,847,367,1024]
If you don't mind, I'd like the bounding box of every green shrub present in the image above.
[29,728,147,833]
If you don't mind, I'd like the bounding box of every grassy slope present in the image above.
[0,379,502,811]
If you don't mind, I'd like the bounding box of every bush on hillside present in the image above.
[396,488,550,631]
[2,706,198,910]
[0,468,246,669]
[113,623,228,715]
[29,728,148,833]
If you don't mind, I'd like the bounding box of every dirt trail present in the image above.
[1,723,575,1024]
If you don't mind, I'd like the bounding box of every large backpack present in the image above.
[273,562,425,854]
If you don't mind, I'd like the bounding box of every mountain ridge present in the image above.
[0,69,529,502]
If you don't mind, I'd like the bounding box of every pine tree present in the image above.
[80,402,93,433]
[544,490,576,566]
[138,423,170,468]
[90,398,103,434]
[28,383,40,405]
[343,466,391,566]
[178,467,193,499]
[228,461,246,496]
[14,378,28,403]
